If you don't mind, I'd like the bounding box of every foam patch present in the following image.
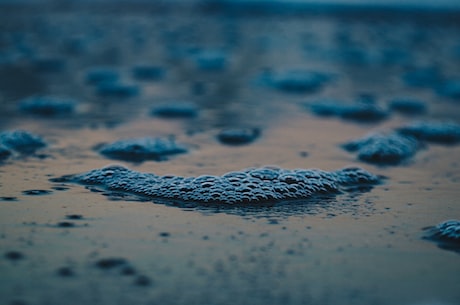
[51,165,382,205]
[98,137,188,162]
[423,220,460,253]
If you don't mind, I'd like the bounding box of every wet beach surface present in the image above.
[1,2,460,305]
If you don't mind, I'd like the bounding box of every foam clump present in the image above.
[430,220,460,240]
[268,70,332,93]
[344,120,460,166]
[51,165,382,205]
[150,101,199,118]
[342,132,420,165]
[309,100,388,123]
[84,67,138,98]
[309,99,348,116]
[98,137,188,162]
[0,130,46,155]
[397,121,460,144]
[19,96,76,117]
[388,98,427,115]
[217,128,260,145]
[423,220,460,253]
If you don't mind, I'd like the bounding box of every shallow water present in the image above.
[1,3,460,305]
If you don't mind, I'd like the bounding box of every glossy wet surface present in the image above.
[1,3,460,305]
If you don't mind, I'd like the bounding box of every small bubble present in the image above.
[95,258,127,269]
[57,222,75,228]
[22,190,52,196]
[52,186,70,191]
[66,214,83,220]
[299,151,309,158]
[0,197,18,202]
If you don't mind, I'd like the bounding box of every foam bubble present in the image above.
[342,132,420,165]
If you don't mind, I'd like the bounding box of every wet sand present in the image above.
[1,3,460,305]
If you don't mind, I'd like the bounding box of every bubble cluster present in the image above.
[342,132,420,165]
[150,101,199,118]
[98,137,188,162]
[268,70,332,93]
[216,128,260,145]
[343,120,460,166]
[52,165,382,205]
[431,220,460,240]
[388,98,427,115]
[19,96,77,117]
[397,121,460,144]
[424,220,460,253]
[0,130,46,158]
[309,100,388,123]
